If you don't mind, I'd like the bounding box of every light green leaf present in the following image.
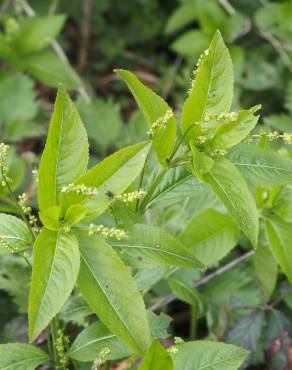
[190,142,214,178]
[0,213,34,255]
[179,208,239,266]
[77,97,122,151]
[228,144,292,187]
[212,106,261,149]
[0,74,38,130]
[24,52,82,89]
[28,229,80,341]
[116,69,176,167]
[168,279,207,317]
[12,15,65,54]
[173,341,249,370]
[38,87,88,211]
[148,311,172,339]
[135,266,170,294]
[60,296,92,325]
[254,245,277,300]
[171,30,210,58]
[182,30,233,142]
[64,204,87,227]
[165,1,197,35]
[69,321,131,362]
[265,219,292,285]
[203,158,258,247]
[139,339,173,370]
[76,231,151,356]
[0,343,49,370]
[147,167,211,209]
[39,206,61,231]
[61,142,150,220]
[111,224,203,268]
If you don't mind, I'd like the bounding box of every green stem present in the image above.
[46,327,54,364]
[135,149,150,212]
[138,169,167,213]
[104,361,111,370]
[50,320,58,368]
[190,306,197,339]
[167,123,196,164]
[1,169,36,240]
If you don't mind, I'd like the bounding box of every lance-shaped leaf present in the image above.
[76,231,151,356]
[212,106,260,149]
[69,321,131,362]
[139,339,173,370]
[203,158,258,248]
[38,87,88,210]
[168,279,207,318]
[0,343,49,370]
[116,69,176,167]
[172,341,248,370]
[111,224,203,268]
[0,213,34,255]
[228,144,292,187]
[179,209,239,267]
[182,30,233,142]
[254,245,277,300]
[61,142,150,220]
[28,229,80,342]
[265,218,292,285]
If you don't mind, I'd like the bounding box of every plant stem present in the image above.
[138,169,167,213]
[150,250,255,311]
[50,319,58,368]
[1,169,36,240]
[135,149,150,212]
[104,361,111,370]
[189,306,197,339]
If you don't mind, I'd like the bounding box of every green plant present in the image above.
[1,29,292,370]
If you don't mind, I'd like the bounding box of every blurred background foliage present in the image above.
[0,0,292,369]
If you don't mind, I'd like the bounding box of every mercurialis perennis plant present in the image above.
[2,30,292,370]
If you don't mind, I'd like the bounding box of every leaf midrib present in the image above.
[0,355,46,370]
[53,91,64,206]
[80,250,137,347]
[231,161,292,174]
[111,244,196,264]
[70,334,115,355]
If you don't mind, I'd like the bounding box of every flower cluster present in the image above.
[210,148,227,157]
[0,236,14,253]
[115,189,146,203]
[0,143,10,186]
[203,111,239,123]
[147,109,174,136]
[245,131,292,145]
[55,329,69,370]
[61,183,98,196]
[93,347,111,367]
[88,224,128,240]
[174,336,184,345]
[18,193,39,233]
[167,346,179,355]
[188,48,210,93]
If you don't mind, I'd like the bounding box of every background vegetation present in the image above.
[0,0,292,369]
